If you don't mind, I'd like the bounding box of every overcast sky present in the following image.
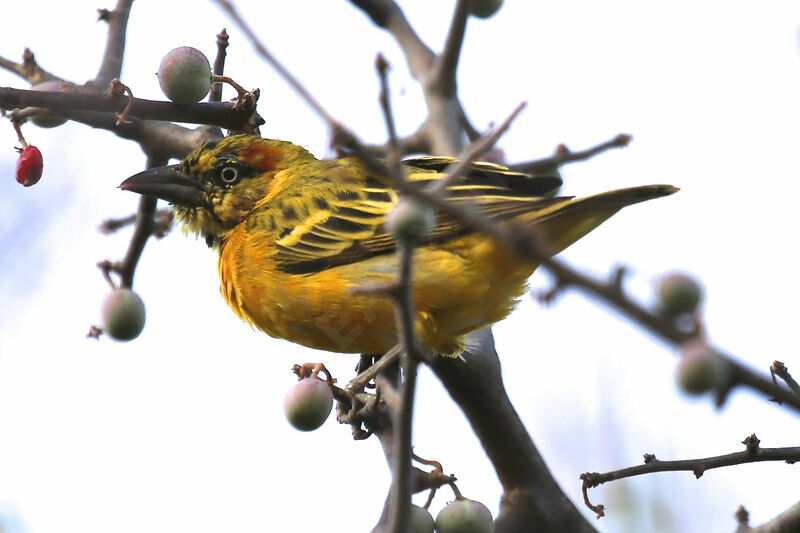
[2,2,800,532]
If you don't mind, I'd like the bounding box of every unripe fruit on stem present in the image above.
[15,146,44,187]
[101,289,146,341]
[656,272,703,316]
[470,0,503,19]
[284,378,333,431]
[30,81,68,128]
[408,504,435,533]
[435,499,493,533]
[677,340,729,395]
[157,47,212,104]
[385,198,435,242]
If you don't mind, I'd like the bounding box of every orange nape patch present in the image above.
[239,142,281,172]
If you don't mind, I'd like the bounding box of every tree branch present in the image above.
[430,329,598,533]
[212,0,339,127]
[581,435,800,519]
[0,87,260,132]
[349,0,436,81]
[357,128,430,158]
[0,48,61,85]
[92,0,135,88]
[430,0,470,96]
[771,361,800,398]
[736,501,800,532]
[209,28,230,103]
[510,133,632,175]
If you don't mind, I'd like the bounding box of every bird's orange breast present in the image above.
[218,224,534,355]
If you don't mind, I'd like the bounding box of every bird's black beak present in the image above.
[119,164,205,207]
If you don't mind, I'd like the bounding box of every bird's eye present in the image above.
[220,166,239,184]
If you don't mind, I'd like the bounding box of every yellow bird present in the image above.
[121,135,676,356]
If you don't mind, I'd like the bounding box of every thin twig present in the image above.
[209,28,230,102]
[376,53,399,152]
[510,133,632,174]
[771,361,800,396]
[349,0,436,81]
[374,54,425,533]
[740,500,800,533]
[387,240,423,533]
[580,436,800,519]
[92,0,134,88]
[0,48,60,85]
[356,128,430,158]
[117,154,168,288]
[212,0,338,127]
[98,208,172,235]
[348,345,404,392]
[431,101,526,194]
[431,0,470,96]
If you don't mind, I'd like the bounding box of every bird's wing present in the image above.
[403,156,563,196]
[270,160,566,274]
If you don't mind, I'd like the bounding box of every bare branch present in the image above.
[212,0,338,127]
[460,105,482,142]
[349,0,436,81]
[0,48,61,85]
[386,241,424,533]
[580,436,800,519]
[430,0,470,96]
[510,133,632,175]
[736,501,800,532]
[430,329,598,532]
[431,101,526,194]
[209,28,230,102]
[0,87,261,132]
[376,54,400,152]
[92,0,135,88]
[98,208,172,236]
[357,128,431,158]
[113,153,170,289]
[771,361,800,397]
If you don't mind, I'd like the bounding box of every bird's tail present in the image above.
[524,184,679,256]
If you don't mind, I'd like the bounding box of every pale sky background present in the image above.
[2,2,800,532]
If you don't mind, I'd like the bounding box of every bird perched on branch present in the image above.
[121,135,676,356]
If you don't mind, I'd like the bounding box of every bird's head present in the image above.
[120,135,313,244]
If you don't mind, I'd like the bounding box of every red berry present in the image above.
[15,145,43,187]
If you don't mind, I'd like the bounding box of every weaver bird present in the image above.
[121,135,676,356]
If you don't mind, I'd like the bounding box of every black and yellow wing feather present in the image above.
[268,158,568,274]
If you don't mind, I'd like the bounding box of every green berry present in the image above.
[409,504,435,533]
[470,0,503,19]
[435,499,493,533]
[284,378,333,431]
[157,47,212,104]
[101,289,146,341]
[677,340,728,395]
[656,272,703,316]
[385,198,435,242]
[30,80,68,128]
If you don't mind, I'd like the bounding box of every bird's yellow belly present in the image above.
[219,233,535,355]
